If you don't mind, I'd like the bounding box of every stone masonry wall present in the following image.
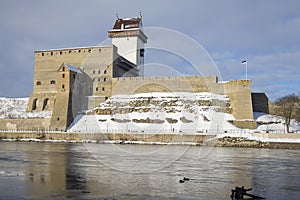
[0,118,51,130]
[111,76,254,120]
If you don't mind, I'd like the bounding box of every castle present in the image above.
[23,16,269,131]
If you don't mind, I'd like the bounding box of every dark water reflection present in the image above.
[0,142,300,199]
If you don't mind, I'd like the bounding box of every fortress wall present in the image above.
[111,76,255,126]
[0,118,51,130]
[33,46,115,94]
[26,92,56,112]
[50,93,70,131]
[223,80,254,120]
[111,76,221,95]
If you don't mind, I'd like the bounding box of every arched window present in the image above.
[62,67,65,71]
[104,70,107,74]
[32,98,38,110]
[102,87,105,91]
[104,78,107,82]
[62,74,65,78]
[50,80,56,84]
[96,87,98,91]
[36,81,41,86]
[42,98,49,110]
[62,84,65,89]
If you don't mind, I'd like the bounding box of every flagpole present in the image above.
[241,60,247,80]
[246,61,248,80]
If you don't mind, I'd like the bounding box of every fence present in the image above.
[0,128,299,134]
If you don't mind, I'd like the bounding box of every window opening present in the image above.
[32,98,38,110]
[42,98,49,110]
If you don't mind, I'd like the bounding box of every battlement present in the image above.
[34,46,111,56]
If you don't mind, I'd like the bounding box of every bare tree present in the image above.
[274,94,300,133]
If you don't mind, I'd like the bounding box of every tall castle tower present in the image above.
[108,15,147,76]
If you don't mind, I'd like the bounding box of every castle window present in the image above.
[105,97,108,100]
[102,87,105,91]
[98,70,101,74]
[73,74,76,79]
[62,84,65,89]
[98,78,100,82]
[93,70,95,74]
[62,74,65,78]
[50,80,56,84]
[57,117,60,121]
[104,78,107,82]
[69,50,72,53]
[78,50,81,53]
[60,51,62,55]
[96,87,98,91]
[36,81,41,86]
[62,67,65,71]
[104,70,107,74]
[99,49,101,53]
[42,53,44,56]
[42,98,49,111]
[32,98,38,111]
[88,49,91,53]
[50,52,53,56]
[140,49,145,57]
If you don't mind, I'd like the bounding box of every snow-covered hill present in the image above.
[68,92,300,133]
[1,95,299,133]
[0,97,52,118]
[68,92,239,133]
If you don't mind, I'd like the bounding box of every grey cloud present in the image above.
[0,0,299,100]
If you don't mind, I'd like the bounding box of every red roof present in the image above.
[112,17,142,30]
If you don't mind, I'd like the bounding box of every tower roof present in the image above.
[58,63,83,74]
[112,17,142,30]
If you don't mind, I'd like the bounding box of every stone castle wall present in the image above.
[0,118,51,130]
[27,46,117,112]
[111,76,254,121]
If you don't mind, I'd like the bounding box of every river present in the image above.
[0,142,299,199]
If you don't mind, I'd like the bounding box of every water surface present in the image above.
[0,142,300,199]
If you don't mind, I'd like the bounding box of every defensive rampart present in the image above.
[0,118,51,130]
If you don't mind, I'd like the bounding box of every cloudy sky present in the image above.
[0,0,299,101]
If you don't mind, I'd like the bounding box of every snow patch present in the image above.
[0,97,52,119]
